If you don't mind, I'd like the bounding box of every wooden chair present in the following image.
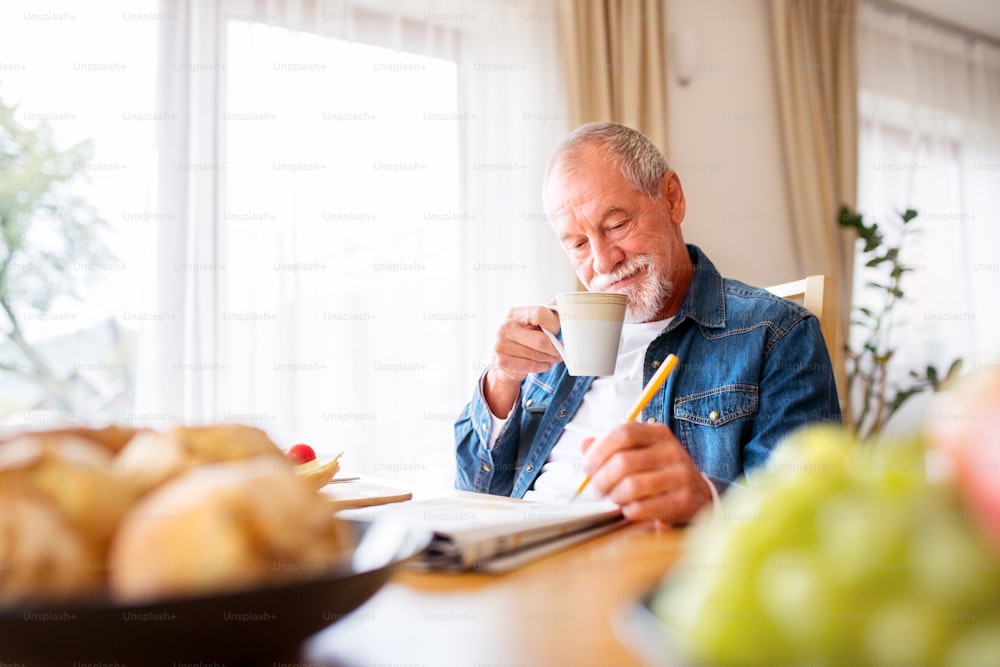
[766,275,840,371]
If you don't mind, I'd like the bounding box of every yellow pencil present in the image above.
[570,353,680,502]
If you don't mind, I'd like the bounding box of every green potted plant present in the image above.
[837,205,962,441]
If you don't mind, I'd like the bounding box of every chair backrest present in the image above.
[766,275,839,369]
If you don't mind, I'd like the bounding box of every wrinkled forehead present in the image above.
[543,145,629,213]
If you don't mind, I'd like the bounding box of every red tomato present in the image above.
[287,443,317,465]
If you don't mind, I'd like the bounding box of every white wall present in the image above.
[665,0,801,288]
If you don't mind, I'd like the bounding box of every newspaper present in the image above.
[344,494,625,573]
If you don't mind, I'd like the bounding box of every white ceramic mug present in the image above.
[541,292,627,376]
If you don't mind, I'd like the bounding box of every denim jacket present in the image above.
[454,245,842,497]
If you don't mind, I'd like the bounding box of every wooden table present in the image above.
[304,498,686,667]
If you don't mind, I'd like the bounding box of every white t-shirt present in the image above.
[521,317,672,503]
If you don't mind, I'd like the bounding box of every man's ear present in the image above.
[661,170,686,225]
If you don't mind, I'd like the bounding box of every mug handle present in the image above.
[540,304,565,360]
[541,328,566,360]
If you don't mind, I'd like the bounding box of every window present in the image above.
[7,0,567,487]
[215,17,464,484]
[146,0,568,488]
[0,1,158,427]
[855,1,1000,433]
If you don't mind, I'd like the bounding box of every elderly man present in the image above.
[454,122,841,524]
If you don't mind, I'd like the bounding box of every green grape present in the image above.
[651,424,1000,667]
[846,435,927,491]
[909,500,994,609]
[944,618,1000,667]
[863,598,944,665]
[756,423,852,483]
[756,548,833,651]
[815,491,899,588]
[682,585,794,667]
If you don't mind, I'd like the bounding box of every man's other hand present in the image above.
[581,422,713,524]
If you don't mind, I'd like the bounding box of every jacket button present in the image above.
[646,417,657,424]
[526,399,534,407]
[652,359,660,368]
[526,464,534,472]
[482,463,492,472]
[709,410,720,420]
[558,409,567,417]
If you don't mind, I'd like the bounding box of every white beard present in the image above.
[587,254,674,323]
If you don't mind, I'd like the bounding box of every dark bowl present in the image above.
[0,519,430,666]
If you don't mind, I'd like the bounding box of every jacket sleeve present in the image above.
[744,313,843,473]
[453,372,524,496]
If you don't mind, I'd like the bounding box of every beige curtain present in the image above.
[769,0,858,411]
[556,0,669,152]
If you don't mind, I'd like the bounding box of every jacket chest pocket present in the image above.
[521,375,555,414]
[674,384,758,427]
[518,375,555,450]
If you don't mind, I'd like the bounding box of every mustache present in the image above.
[588,256,652,292]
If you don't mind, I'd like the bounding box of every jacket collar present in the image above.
[670,244,726,330]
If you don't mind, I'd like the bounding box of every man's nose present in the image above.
[591,237,625,276]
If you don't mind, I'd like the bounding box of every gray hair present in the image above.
[545,122,671,201]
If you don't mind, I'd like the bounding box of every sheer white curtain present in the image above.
[856,1,1000,432]
[141,0,570,486]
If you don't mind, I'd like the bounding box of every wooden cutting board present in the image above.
[322,480,413,510]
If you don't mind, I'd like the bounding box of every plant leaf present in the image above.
[943,358,964,383]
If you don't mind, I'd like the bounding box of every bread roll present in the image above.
[0,425,141,455]
[0,433,140,604]
[0,493,103,605]
[114,423,291,491]
[108,457,352,603]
